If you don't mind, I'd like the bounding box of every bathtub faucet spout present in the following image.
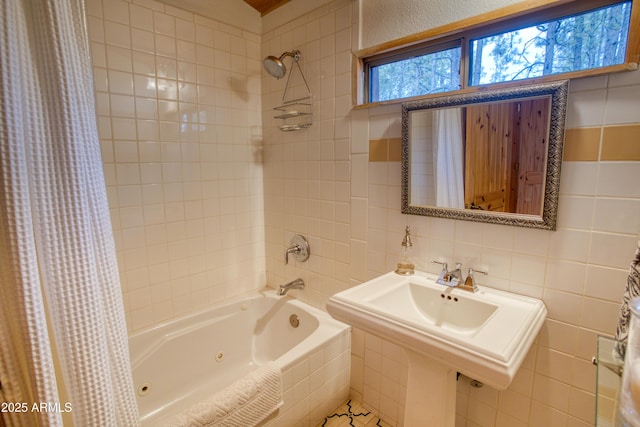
[277,278,305,296]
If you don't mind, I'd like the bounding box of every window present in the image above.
[470,2,632,85]
[368,43,461,102]
[362,0,636,104]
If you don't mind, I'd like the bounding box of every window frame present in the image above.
[357,0,639,107]
[364,38,463,102]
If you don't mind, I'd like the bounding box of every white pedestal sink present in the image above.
[404,350,457,426]
[326,270,547,426]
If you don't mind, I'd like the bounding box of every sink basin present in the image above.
[369,281,498,333]
[326,270,547,390]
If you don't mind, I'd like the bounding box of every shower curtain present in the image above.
[0,0,139,426]
[433,108,465,209]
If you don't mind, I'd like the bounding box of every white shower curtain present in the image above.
[432,108,465,209]
[0,1,139,426]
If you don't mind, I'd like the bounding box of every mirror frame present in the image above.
[401,80,569,230]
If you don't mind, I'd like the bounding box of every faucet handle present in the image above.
[284,234,310,265]
[285,244,301,265]
[431,260,448,272]
[461,268,487,292]
[468,267,487,276]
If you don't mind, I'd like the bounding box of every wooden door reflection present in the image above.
[464,98,550,215]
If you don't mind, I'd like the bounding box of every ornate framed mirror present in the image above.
[401,80,568,230]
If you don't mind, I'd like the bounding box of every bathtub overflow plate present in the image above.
[289,314,300,328]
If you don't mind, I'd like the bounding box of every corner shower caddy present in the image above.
[273,51,312,131]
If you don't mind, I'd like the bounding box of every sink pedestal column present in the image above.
[404,350,457,427]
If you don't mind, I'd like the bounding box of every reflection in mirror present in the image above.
[402,81,568,230]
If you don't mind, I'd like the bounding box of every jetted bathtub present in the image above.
[128,290,351,426]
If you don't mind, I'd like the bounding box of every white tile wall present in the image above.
[86,0,264,332]
[85,0,640,424]
[346,72,640,426]
[264,330,351,427]
[263,2,640,425]
[262,0,356,309]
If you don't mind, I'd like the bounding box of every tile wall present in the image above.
[347,72,640,426]
[262,0,355,308]
[85,0,640,424]
[265,329,351,427]
[85,0,265,332]
[263,1,640,425]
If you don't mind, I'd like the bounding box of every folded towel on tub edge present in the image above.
[160,362,283,427]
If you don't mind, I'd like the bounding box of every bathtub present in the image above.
[128,290,351,426]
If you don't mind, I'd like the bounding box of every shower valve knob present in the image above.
[284,234,310,265]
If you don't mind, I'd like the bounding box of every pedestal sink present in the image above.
[326,270,546,426]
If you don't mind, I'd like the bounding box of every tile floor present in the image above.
[316,400,392,427]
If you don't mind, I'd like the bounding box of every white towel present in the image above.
[160,363,283,427]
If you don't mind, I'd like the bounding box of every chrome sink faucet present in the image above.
[433,261,488,292]
[448,263,463,283]
[277,278,305,296]
[432,261,463,286]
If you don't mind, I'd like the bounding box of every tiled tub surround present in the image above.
[129,291,351,426]
[270,330,351,427]
[86,0,266,332]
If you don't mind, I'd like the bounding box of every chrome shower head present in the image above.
[263,50,300,79]
[263,56,286,79]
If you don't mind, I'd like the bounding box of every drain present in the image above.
[138,383,151,397]
[289,314,300,328]
[215,352,224,362]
